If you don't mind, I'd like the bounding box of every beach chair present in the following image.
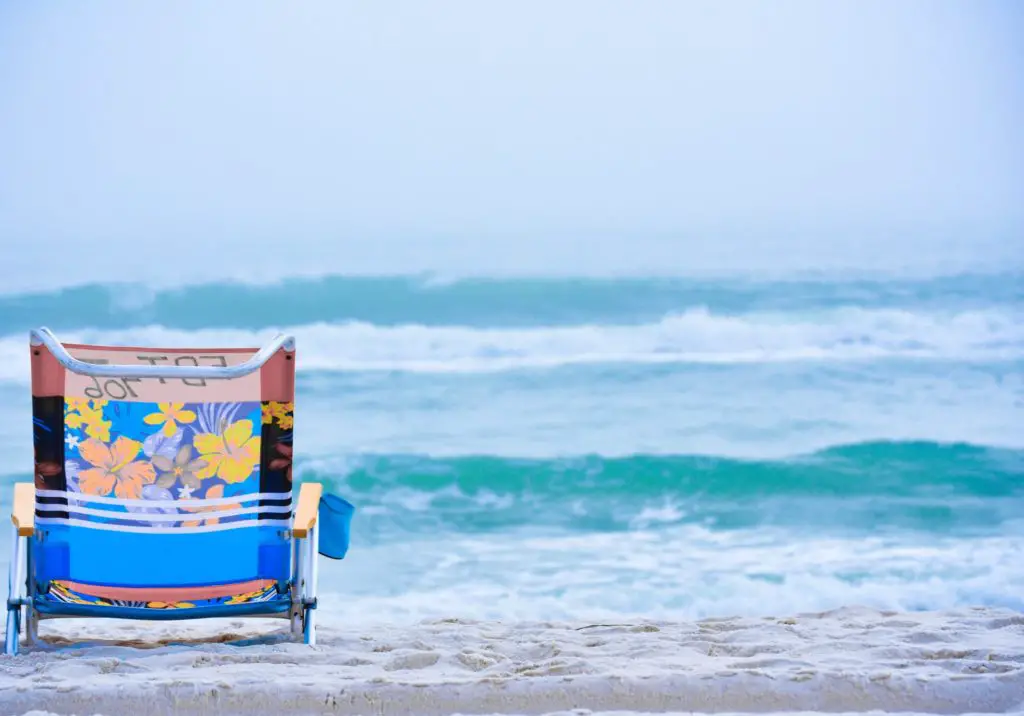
[5,328,333,655]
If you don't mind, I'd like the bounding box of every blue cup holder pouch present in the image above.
[317,493,355,560]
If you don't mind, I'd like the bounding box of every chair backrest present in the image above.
[29,333,296,590]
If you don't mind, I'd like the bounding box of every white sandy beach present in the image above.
[2,606,1022,716]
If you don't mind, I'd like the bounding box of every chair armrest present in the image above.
[12,482,34,536]
[292,482,323,538]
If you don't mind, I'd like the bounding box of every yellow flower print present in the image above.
[262,401,294,429]
[193,419,261,484]
[226,589,267,605]
[146,601,196,609]
[77,437,157,499]
[50,582,93,605]
[143,402,197,437]
[65,398,106,415]
[66,403,112,443]
[83,421,111,442]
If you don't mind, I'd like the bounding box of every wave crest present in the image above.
[0,306,1019,382]
[302,440,1024,538]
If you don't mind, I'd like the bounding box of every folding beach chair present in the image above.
[5,328,332,655]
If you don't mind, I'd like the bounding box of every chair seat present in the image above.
[43,579,285,610]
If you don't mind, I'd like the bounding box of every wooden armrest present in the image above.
[292,482,323,538]
[12,482,34,536]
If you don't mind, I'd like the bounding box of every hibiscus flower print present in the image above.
[270,441,293,484]
[193,419,261,484]
[77,437,157,499]
[153,444,208,491]
[143,403,198,437]
[35,460,63,489]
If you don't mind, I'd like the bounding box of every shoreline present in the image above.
[2,606,1022,715]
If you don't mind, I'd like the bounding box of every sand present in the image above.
[2,606,1023,716]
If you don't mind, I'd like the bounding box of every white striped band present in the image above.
[34,516,294,534]
[35,489,292,509]
[35,503,292,522]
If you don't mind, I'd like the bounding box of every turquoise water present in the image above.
[2,272,1022,332]
[1,270,1022,622]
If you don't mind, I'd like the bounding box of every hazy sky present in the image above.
[0,1,1021,280]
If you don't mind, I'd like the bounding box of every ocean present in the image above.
[1,267,1022,625]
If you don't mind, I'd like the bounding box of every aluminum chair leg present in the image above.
[289,579,303,639]
[25,545,37,647]
[5,525,23,656]
[303,525,319,646]
[289,536,303,638]
[3,609,18,656]
[24,607,38,647]
[289,527,319,645]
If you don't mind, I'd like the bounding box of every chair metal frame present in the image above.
[5,329,322,655]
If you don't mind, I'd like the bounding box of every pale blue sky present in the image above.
[0,0,1021,283]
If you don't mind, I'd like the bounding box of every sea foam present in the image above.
[0,306,1019,383]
